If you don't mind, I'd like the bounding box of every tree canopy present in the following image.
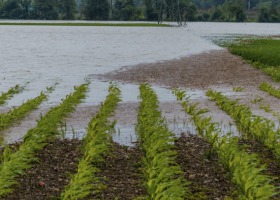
[0,0,279,22]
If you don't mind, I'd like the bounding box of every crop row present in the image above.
[136,84,189,199]
[0,83,89,197]
[173,89,277,199]
[206,89,280,161]
[0,85,24,106]
[0,92,47,133]
[61,83,121,200]
[259,82,280,99]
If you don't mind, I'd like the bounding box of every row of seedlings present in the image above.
[0,85,24,106]
[259,82,280,99]
[135,84,190,199]
[173,89,277,199]
[206,89,280,161]
[0,92,47,133]
[0,83,89,197]
[61,83,121,200]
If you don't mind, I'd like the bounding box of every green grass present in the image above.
[229,39,280,81]
[0,22,170,27]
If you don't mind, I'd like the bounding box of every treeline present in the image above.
[0,0,279,22]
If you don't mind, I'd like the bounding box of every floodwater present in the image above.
[0,22,280,145]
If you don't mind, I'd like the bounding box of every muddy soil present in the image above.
[99,49,272,89]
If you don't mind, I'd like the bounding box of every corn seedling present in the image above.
[250,96,263,104]
[135,84,190,200]
[174,89,278,200]
[0,85,24,106]
[232,86,245,92]
[0,83,88,197]
[0,92,47,133]
[61,83,121,200]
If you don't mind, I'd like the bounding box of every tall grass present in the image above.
[0,83,88,197]
[61,83,121,200]
[136,84,190,199]
[229,39,280,81]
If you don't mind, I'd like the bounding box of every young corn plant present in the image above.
[259,82,280,99]
[61,83,121,200]
[206,89,280,162]
[0,85,24,106]
[174,89,278,200]
[0,83,89,197]
[135,84,190,200]
[0,92,47,133]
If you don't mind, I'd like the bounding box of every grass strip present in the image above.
[135,84,190,199]
[206,89,280,161]
[0,92,47,133]
[0,22,170,27]
[0,83,88,197]
[259,82,280,99]
[61,83,121,200]
[229,39,280,81]
[173,89,278,199]
[0,85,24,106]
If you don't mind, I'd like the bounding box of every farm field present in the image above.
[1,24,280,199]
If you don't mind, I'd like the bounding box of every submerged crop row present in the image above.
[0,83,89,197]
[259,82,280,99]
[136,84,190,199]
[206,89,280,162]
[0,85,24,106]
[173,89,277,199]
[61,83,121,200]
[0,92,47,133]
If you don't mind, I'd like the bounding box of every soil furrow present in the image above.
[89,142,146,200]
[175,134,234,199]
[2,139,82,200]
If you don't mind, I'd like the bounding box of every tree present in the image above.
[84,0,110,20]
[32,0,59,19]
[113,0,140,20]
[0,0,23,19]
[58,0,76,19]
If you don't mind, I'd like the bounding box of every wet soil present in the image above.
[2,139,83,200]
[176,134,234,199]
[99,49,272,89]
[89,143,146,200]
[1,135,238,200]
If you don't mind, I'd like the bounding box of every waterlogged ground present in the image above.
[1,22,280,199]
[0,22,280,145]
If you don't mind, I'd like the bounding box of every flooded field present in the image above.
[0,22,280,145]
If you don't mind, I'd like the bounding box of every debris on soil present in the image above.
[176,134,234,199]
[89,143,146,200]
[2,139,83,200]
[99,50,272,89]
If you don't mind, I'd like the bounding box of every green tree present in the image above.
[84,0,110,20]
[32,0,59,19]
[113,0,140,20]
[58,0,76,19]
[0,0,23,19]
